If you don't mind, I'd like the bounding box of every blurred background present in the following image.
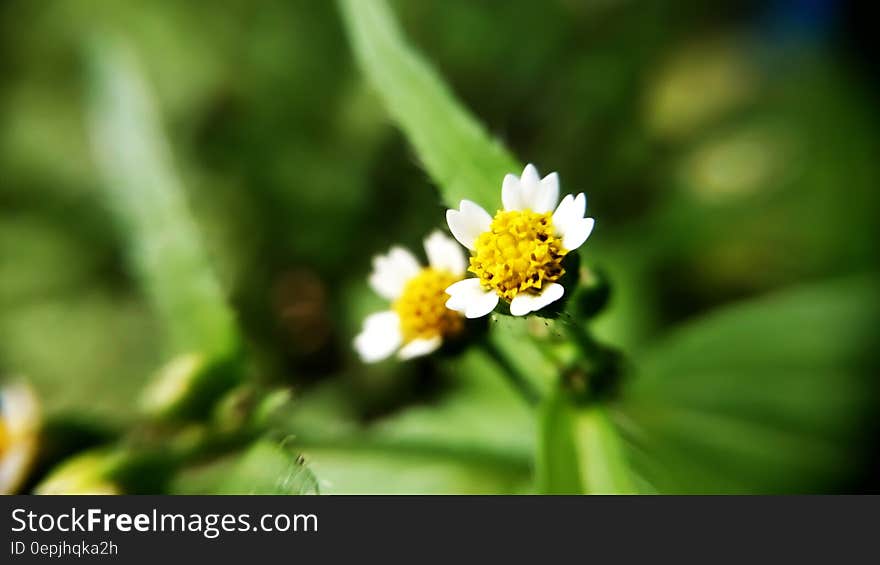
[1,0,878,493]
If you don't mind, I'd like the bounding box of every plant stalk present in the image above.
[480,337,542,407]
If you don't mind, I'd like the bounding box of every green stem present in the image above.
[528,331,567,369]
[560,319,623,402]
[479,337,541,407]
[563,319,603,360]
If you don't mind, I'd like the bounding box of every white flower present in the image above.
[445,164,594,318]
[1,382,40,494]
[354,231,468,363]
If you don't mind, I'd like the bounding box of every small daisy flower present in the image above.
[1,382,40,494]
[354,231,468,362]
[445,164,594,318]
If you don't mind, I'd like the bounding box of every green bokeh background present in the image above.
[1,0,878,493]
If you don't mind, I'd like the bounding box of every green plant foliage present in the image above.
[84,36,246,419]
[535,389,583,493]
[575,407,637,493]
[339,0,642,493]
[338,0,520,211]
[300,445,528,494]
[618,276,880,493]
[537,392,637,494]
[1,294,160,421]
[282,348,533,493]
[85,36,242,365]
[219,440,320,495]
[3,0,878,495]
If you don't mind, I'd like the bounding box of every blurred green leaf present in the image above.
[574,406,637,493]
[35,446,177,494]
[618,275,880,493]
[0,216,98,303]
[85,36,245,418]
[219,440,319,495]
[537,391,637,494]
[338,0,520,211]
[281,348,533,493]
[365,350,534,457]
[34,450,123,495]
[535,388,582,493]
[168,454,239,495]
[301,445,528,494]
[85,36,242,365]
[2,293,160,422]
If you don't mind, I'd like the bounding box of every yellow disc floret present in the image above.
[470,210,567,302]
[393,268,464,343]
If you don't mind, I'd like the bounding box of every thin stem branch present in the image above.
[563,318,603,361]
[560,318,623,401]
[479,337,542,407]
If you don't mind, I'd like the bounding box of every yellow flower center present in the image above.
[393,268,464,343]
[470,210,567,302]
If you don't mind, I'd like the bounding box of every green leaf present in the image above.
[156,438,319,495]
[280,348,533,493]
[574,406,637,494]
[219,440,320,495]
[618,275,880,493]
[85,36,241,365]
[535,389,583,493]
[338,0,520,211]
[84,36,244,418]
[300,445,528,494]
[3,293,160,422]
[36,446,178,495]
[536,391,637,494]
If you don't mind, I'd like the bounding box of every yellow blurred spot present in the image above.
[685,125,793,203]
[646,40,757,140]
[0,420,8,457]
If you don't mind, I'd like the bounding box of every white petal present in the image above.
[514,164,559,213]
[464,292,500,319]
[368,246,421,300]
[445,278,499,319]
[398,336,443,360]
[424,231,467,276]
[533,172,560,213]
[354,311,402,363]
[502,173,524,210]
[552,193,593,250]
[520,163,541,186]
[552,193,585,229]
[444,278,481,311]
[444,278,484,311]
[509,283,565,316]
[446,200,492,250]
[517,164,541,211]
[562,217,595,251]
